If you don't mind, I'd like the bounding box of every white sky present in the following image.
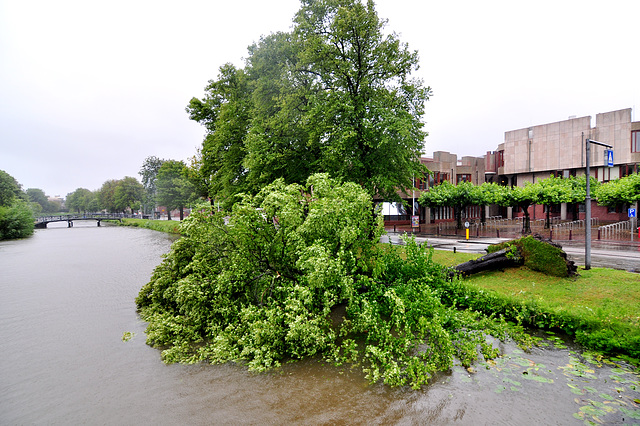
[1,0,638,197]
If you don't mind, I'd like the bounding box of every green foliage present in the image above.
[113,176,144,213]
[156,160,197,220]
[487,236,570,277]
[66,187,99,213]
[419,181,483,229]
[0,169,25,207]
[187,0,429,205]
[137,174,530,388]
[139,156,165,214]
[594,173,640,207]
[0,198,34,240]
[119,218,182,234]
[26,188,56,213]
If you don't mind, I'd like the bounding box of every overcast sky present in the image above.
[1,0,638,197]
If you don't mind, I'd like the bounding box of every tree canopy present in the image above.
[0,170,34,240]
[156,160,196,220]
[139,156,165,214]
[136,173,528,388]
[187,0,429,206]
[594,173,640,207]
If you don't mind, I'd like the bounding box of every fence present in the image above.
[549,218,599,241]
[597,219,636,240]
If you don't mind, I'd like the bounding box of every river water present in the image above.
[1,223,639,425]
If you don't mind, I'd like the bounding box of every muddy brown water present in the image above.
[1,223,638,425]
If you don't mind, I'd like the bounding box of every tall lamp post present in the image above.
[585,138,613,270]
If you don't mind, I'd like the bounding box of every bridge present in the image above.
[35,213,137,228]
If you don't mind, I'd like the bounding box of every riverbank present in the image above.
[116,219,639,362]
[116,218,183,234]
[431,250,640,363]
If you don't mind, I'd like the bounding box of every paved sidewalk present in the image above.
[382,232,640,273]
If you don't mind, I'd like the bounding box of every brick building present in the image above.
[385,108,639,228]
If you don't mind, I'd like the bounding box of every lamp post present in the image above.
[585,138,613,270]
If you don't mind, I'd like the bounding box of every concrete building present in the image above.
[385,107,639,228]
[381,151,486,226]
[486,108,639,222]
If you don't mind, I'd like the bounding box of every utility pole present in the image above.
[585,139,613,269]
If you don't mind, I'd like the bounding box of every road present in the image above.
[382,232,640,273]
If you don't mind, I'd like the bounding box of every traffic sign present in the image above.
[629,208,636,218]
[606,149,614,167]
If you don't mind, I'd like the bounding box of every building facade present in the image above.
[386,108,639,228]
[486,108,639,222]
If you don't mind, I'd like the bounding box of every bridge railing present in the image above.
[35,213,138,223]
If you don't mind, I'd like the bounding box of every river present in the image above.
[1,223,638,425]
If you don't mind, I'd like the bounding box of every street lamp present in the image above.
[584,138,613,270]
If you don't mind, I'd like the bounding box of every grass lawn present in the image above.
[118,218,183,234]
[431,249,640,346]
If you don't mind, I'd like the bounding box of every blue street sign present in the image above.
[629,208,636,218]
[606,149,614,167]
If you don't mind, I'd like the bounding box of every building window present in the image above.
[497,150,505,168]
[632,130,640,153]
[456,174,471,184]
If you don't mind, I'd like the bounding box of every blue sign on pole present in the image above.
[607,149,614,167]
[629,208,636,218]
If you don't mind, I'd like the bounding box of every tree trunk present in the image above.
[452,248,523,277]
[545,207,551,229]
[521,207,532,234]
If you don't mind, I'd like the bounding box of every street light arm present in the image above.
[586,139,613,149]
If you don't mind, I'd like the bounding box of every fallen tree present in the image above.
[453,235,577,278]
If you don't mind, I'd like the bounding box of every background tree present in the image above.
[477,182,503,224]
[98,180,120,213]
[536,176,576,229]
[139,156,165,215]
[495,183,540,234]
[156,160,197,220]
[0,170,33,240]
[26,188,54,214]
[114,176,144,213]
[594,173,640,209]
[66,188,96,213]
[0,170,25,206]
[418,181,482,229]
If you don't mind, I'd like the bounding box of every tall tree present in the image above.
[188,0,430,205]
[0,170,25,206]
[26,188,53,213]
[139,156,165,215]
[98,179,120,213]
[186,64,251,208]
[114,176,144,213]
[156,160,197,220]
[292,0,429,200]
[66,188,96,213]
[0,170,33,240]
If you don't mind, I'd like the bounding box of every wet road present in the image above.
[382,233,640,273]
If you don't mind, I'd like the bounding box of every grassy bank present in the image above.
[117,218,183,234]
[430,249,640,362]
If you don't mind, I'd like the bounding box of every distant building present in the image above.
[486,108,639,222]
[386,108,639,227]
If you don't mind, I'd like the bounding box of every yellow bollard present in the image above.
[466,228,469,240]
